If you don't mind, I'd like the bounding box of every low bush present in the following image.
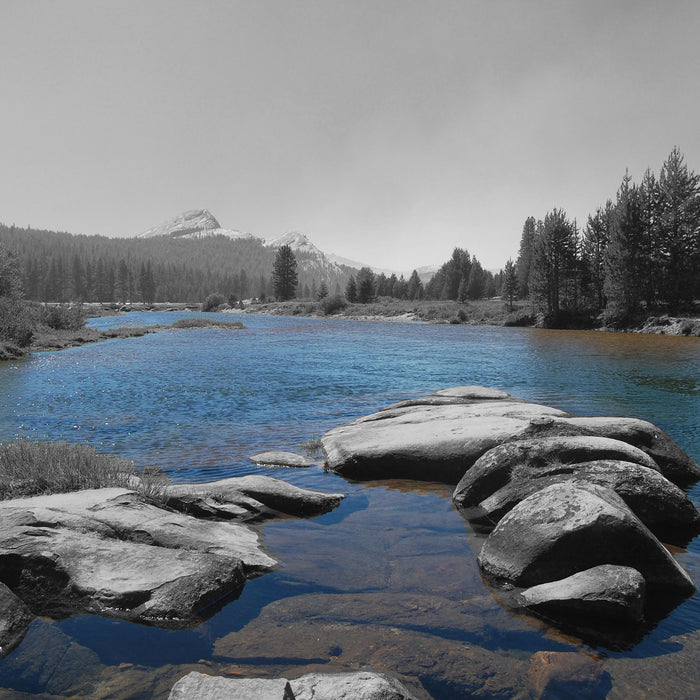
[0,297,34,347]
[171,317,245,329]
[201,293,227,312]
[37,303,86,331]
[321,295,348,315]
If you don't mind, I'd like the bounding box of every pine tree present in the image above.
[356,267,375,303]
[502,259,518,311]
[272,245,298,301]
[516,216,536,298]
[345,275,357,303]
[406,270,423,300]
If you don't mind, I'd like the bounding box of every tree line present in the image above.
[509,147,699,326]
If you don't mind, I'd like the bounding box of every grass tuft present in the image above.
[0,440,166,501]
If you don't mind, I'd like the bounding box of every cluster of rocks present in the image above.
[0,475,343,657]
[321,386,700,634]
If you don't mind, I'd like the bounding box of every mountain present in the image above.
[138,209,257,242]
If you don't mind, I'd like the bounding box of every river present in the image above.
[0,312,698,698]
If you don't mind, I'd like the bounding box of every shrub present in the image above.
[321,295,347,315]
[0,297,34,346]
[37,303,86,331]
[171,317,245,329]
[201,293,227,312]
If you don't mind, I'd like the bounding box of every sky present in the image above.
[2,0,699,272]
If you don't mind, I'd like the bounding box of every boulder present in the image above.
[167,671,419,700]
[322,392,570,482]
[162,475,344,520]
[0,582,34,658]
[321,387,700,486]
[477,482,694,594]
[519,564,646,622]
[250,451,314,468]
[453,439,700,542]
[0,478,344,628]
[169,672,294,700]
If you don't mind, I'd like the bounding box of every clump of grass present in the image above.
[171,317,245,330]
[299,436,323,458]
[0,440,137,500]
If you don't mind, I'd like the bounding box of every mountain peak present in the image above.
[138,209,221,238]
[267,231,319,253]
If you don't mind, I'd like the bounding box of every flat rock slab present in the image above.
[0,477,344,628]
[519,564,646,622]
[169,673,294,699]
[250,451,314,468]
[163,475,344,520]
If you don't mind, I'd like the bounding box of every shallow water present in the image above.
[0,313,699,698]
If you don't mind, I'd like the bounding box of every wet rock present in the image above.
[250,451,314,468]
[453,439,700,542]
[322,390,569,483]
[519,565,646,622]
[478,482,695,594]
[528,651,610,700]
[163,475,344,520]
[0,582,34,658]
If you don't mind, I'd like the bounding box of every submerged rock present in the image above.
[0,477,344,628]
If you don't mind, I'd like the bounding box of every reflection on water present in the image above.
[0,313,699,698]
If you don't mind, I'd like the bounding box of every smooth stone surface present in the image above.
[169,673,294,700]
[478,482,695,593]
[322,395,569,483]
[163,475,344,520]
[0,582,34,658]
[519,565,646,622]
[250,451,314,468]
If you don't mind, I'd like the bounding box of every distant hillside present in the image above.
[0,219,356,304]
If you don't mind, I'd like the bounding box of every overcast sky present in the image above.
[2,0,699,271]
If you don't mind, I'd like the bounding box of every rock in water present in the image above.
[477,481,694,594]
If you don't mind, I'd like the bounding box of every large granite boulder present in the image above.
[322,389,569,483]
[453,438,700,543]
[0,477,344,628]
[321,387,700,485]
[477,481,694,594]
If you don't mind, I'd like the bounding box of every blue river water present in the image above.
[0,312,699,698]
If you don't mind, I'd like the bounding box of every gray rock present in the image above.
[0,582,34,658]
[163,475,344,520]
[477,481,694,594]
[250,451,314,468]
[322,391,569,482]
[291,670,420,699]
[0,478,344,628]
[453,439,700,542]
[169,672,294,699]
[519,564,646,622]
